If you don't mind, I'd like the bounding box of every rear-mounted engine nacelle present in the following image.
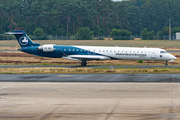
[37,44,55,52]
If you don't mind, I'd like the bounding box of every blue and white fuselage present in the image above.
[6,30,176,66]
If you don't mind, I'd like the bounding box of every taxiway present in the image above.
[0,82,180,120]
[0,73,179,82]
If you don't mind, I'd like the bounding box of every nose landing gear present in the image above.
[165,61,168,66]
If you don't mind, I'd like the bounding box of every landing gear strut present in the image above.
[81,61,87,66]
[165,61,168,66]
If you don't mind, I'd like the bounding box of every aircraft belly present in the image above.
[114,55,147,60]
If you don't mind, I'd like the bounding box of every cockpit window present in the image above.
[160,51,167,53]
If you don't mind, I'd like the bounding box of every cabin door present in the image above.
[151,51,156,59]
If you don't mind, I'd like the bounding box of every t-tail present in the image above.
[5,30,40,48]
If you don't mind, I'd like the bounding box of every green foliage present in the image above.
[33,28,43,36]
[156,26,169,39]
[157,27,180,35]
[141,28,154,40]
[110,29,132,40]
[38,34,47,40]
[76,27,94,40]
[32,28,47,40]
[156,26,180,39]
[92,25,103,36]
[137,60,143,63]
[1,0,180,37]
[172,27,180,34]
[70,35,76,40]
[96,36,104,40]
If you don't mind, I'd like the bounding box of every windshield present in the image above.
[160,51,167,53]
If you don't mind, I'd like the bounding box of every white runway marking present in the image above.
[107,74,121,81]
[75,74,91,80]
[144,74,151,82]
[0,84,16,90]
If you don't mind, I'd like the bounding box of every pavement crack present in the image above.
[169,85,176,120]
[105,84,135,120]
[40,85,95,120]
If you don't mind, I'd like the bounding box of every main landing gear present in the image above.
[165,61,168,66]
[81,61,87,66]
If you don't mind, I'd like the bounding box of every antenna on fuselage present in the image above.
[116,45,118,47]
[144,46,146,48]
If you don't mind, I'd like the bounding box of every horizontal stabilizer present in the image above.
[5,31,24,35]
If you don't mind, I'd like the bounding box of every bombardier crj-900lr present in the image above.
[6,30,176,66]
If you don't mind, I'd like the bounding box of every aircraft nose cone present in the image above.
[170,54,177,60]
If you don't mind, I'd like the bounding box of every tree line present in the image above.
[1,0,180,38]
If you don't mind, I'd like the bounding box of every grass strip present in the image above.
[1,67,180,74]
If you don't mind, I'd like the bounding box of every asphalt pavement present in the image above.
[0,82,180,120]
[0,73,179,82]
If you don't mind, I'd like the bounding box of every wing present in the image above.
[63,55,111,61]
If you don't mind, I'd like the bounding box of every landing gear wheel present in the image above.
[165,61,168,66]
[81,62,87,66]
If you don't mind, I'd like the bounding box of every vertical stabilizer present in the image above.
[5,30,40,47]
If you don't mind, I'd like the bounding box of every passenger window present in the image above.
[106,50,108,52]
[114,51,116,52]
[99,50,101,52]
[103,50,105,52]
[73,49,74,51]
[69,49,71,51]
[81,49,82,51]
[64,49,66,51]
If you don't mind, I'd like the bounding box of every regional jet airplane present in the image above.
[6,30,176,66]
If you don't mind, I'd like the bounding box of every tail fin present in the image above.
[5,30,40,47]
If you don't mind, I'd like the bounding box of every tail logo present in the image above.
[19,37,28,45]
